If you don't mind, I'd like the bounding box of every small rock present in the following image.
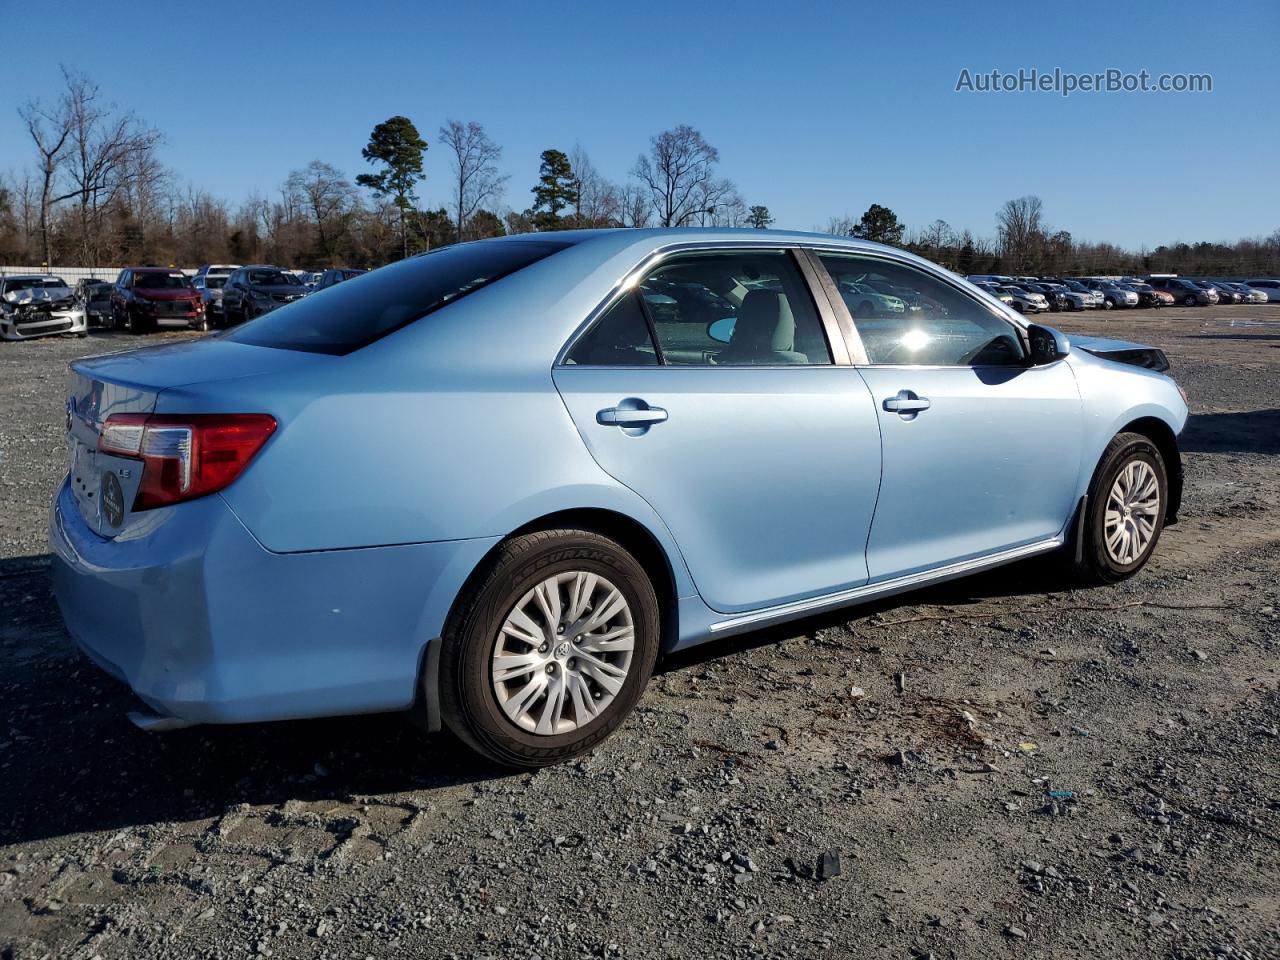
[1003,925,1027,939]
[818,849,842,880]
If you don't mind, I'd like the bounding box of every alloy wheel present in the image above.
[491,571,635,735]
[1104,459,1160,565]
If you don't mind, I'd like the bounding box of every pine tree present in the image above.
[531,149,576,230]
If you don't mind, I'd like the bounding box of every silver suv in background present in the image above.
[192,264,241,330]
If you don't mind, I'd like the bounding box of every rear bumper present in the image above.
[49,479,496,726]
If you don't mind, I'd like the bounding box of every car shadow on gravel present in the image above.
[0,561,505,847]
[660,553,1073,674]
[1181,409,1280,455]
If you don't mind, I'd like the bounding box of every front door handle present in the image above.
[597,404,668,426]
[883,390,931,417]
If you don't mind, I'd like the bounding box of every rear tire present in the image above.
[1072,432,1168,585]
[437,528,660,768]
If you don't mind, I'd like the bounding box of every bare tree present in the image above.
[54,70,162,267]
[286,161,358,261]
[618,183,652,228]
[996,195,1045,271]
[693,177,744,226]
[823,214,857,236]
[632,125,719,227]
[567,145,620,227]
[19,92,74,266]
[439,120,508,243]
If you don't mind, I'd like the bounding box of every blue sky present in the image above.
[2,0,1275,249]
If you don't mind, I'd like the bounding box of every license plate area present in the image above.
[66,435,143,536]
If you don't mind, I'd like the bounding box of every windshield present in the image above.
[246,270,296,286]
[226,239,569,355]
[205,276,229,289]
[135,272,191,290]
[4,277,68,293]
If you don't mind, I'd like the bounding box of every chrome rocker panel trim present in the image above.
[707,536,1064,636]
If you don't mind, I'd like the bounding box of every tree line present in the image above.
[1,70,1276,278]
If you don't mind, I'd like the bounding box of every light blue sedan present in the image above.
[49,229,1187,767]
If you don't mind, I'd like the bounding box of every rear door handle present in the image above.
[597,405,668,426]
[883,390,931,416]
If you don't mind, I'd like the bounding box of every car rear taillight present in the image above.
[99,413,276,509]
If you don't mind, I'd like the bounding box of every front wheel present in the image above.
[437,529,661,768]
[1073,432,1168,584]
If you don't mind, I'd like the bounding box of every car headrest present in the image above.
[733,290,796,352]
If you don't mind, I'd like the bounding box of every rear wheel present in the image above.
[437,529,660,768]
[1073,432,1168,584]
[1184,294,1197,306]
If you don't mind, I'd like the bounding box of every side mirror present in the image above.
[707,316,736,344]
[1026,323,1070,365]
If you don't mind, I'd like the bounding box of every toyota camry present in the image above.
[50,229,1187,767]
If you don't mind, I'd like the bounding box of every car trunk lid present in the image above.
[65,337,325,537]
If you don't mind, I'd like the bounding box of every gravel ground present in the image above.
[1,308,1277,960]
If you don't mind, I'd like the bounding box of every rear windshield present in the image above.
[225,240,569,355]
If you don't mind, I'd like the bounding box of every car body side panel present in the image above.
[553,365,882,613]
[857,361,1084,580]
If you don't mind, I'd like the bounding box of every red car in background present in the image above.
[110,267,204,333]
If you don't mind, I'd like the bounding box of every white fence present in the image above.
[0,265,197,285]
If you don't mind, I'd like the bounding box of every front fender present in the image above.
[1068,350,1187,512]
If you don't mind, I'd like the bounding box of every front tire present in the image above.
[438,528,660,768]
[1073,432,1168,584]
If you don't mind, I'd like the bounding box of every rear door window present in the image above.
[225,240,569,354]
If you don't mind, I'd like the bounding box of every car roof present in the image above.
[1,274,64,282]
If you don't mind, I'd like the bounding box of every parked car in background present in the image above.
[1075,279,1140,309]
[111,268,205,333]
[1148,277,1216,305]
[48,228,1187,767]
[1060,280,1106,309]
[1034,282,1091,310]
[75,278,114,327]
[296,271,322,291]
[1189,281,1235,304]
[994,284,1049,314]
[837,279,907,317]
[192,264,240,330]
[1119,282,1165,308]
[1195,280,1240,304]
[0,274,88,341]
[313,267,368,293]
[1211,280,1263,304]
[1243,278,1280,302]
[221,265,309,325]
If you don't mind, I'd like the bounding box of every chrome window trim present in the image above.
[801,245,1031,368]
[555,241,851,369]
[708,535,1063,636]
